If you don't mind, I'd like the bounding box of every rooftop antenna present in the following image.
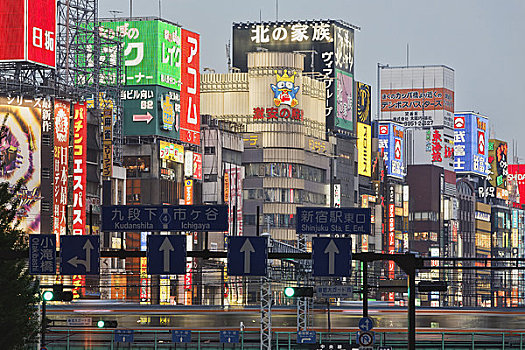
[129,0,132,19]
[109,10,122,19]
[158,0,162,18]
[276,0,278,21]
[260,9,262,23]
[406,43,409,67]
[226,41,232,72]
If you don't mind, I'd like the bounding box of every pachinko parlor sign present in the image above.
[252,70,304,122]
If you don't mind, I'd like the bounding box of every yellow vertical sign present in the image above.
[102,109,113,177]
[357,122,371,177]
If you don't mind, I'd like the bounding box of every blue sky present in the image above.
[100,0,525,159]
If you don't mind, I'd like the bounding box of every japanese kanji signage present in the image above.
[357,122,371,177]
[488,139,508,188]
[377,121,405,179]
[121,85,180,138]
[73,103,87,235]
[180,29,200,145]
[159,140,184,163]
[29,234,56,275]
[508,164,525,205]
[296,207,371,235]
[409,127,455,172]
[53,100,70,246]
[233,20,355,133]
[101,205,229,232]
[0,96,42,234]
[99,19,181,89]
[380,66,455,128]
[102,109,113,177]
[0,0,56,68]
[453,112,489,176]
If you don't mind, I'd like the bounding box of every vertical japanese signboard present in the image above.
[0,0,56,68]
[98,19,181,89]
[180,29,200,145]
[73,103,87,235]
[0,96,42,234]
[184,179,193,205]
[488,139,508,188]
[102,109,113,177]
[357,123,371,177]
[193,152,202,180]
[53,100,70,246]
[508,164,525,205]
[377,122,405,179]
[232,20,354,133]
[388,185,395,302]
[453,112,488,176]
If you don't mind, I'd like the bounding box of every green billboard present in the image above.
[121,85,180,138]
[99,19,182,90]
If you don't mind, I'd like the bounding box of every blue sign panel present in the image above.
[454,112,488,175]
[60,236,100,275]
[29,234,56,275]
[220,330,240,343]
[227,237,267,276]
[296,207,371,235]
[172,330,191,343]
[297,330,316,344]
[358,317,374,331]
[115,329,134,343]
[312,237,351,277]
[101,205,228,232]
[147,235,186,275]
[377,121,405,179]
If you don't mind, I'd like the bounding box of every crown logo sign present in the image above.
[275,70,296,83]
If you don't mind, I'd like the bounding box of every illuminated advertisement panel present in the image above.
[184,179,193,205]
[357,122,371,177]
[377,121,405,179]
[508,164,525,205]
[102,109,113,177]
[122,85,180,138]
[99,19,181,89]
[180,29,200,145]
[335,69,353,131]
[0,0,56,68]
[454,112,489,176]
[488,139,508,188]
[232,20,355,133]
[0,95,41,234]
[159,141,184,163]
[72,103,87,235]
[53,100,69,246]
[356,82,371,125]
[193,152,202,180]
[410,127,454,172]
[225,164,243,236]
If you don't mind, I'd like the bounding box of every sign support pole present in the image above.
[363,261,368,318]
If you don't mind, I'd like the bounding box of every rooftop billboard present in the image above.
[453,112,489,176]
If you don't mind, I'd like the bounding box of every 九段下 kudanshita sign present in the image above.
[102,205,228,232]
[296,207,371,235]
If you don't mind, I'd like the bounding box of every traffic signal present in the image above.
[97,320,118,328]
[41,285,74,302]
[283,286,314,298]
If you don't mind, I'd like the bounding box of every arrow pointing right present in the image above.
[133,112,154,124]
[240,239,255,274]
[324,239,340,275]
[159,237,174,273]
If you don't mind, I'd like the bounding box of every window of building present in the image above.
[123,156,150,178]
[204,146,216,155]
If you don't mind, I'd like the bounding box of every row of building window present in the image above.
[409,211,439,222]
[245,163,326,183]
[244,214,296,229]
[244,188,326,205]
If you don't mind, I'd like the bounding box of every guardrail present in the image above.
[36,329,525,349]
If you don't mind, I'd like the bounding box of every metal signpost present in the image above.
[60,236,100,275]
[101,205,228,232]
[29,234,56,275]
[227,236,268,276]
[172,330,191,343]
[147,235,186,274]
[312,237,352,277]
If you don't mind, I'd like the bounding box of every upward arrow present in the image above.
[159,237,174,272]
[324,239,340,275]
[240,239,255,274]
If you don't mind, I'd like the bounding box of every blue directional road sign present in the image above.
[296,207,371,235]
[172,330,191,343]
[29,234,56,275]
[220,330,239,343]
[101,205,228,232]
[227,236,267,276]
[147,235,186,275]
[297,330,316,344]
[358,317,374,332]
[115,329,134,343]
[60,236,99,275]
[312,237,351,277]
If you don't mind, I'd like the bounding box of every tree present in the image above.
[0,180,40,349]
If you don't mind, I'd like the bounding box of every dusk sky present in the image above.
[99,0,525,159]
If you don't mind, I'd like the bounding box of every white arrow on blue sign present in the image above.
[115,330,134,343]
[172,330,191,343]
[358,317,374,331]
[220,330,240,343]
[60,236,100,275]
[227,237,267,276]
[312,237,351,277]
[147,235,186,275]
